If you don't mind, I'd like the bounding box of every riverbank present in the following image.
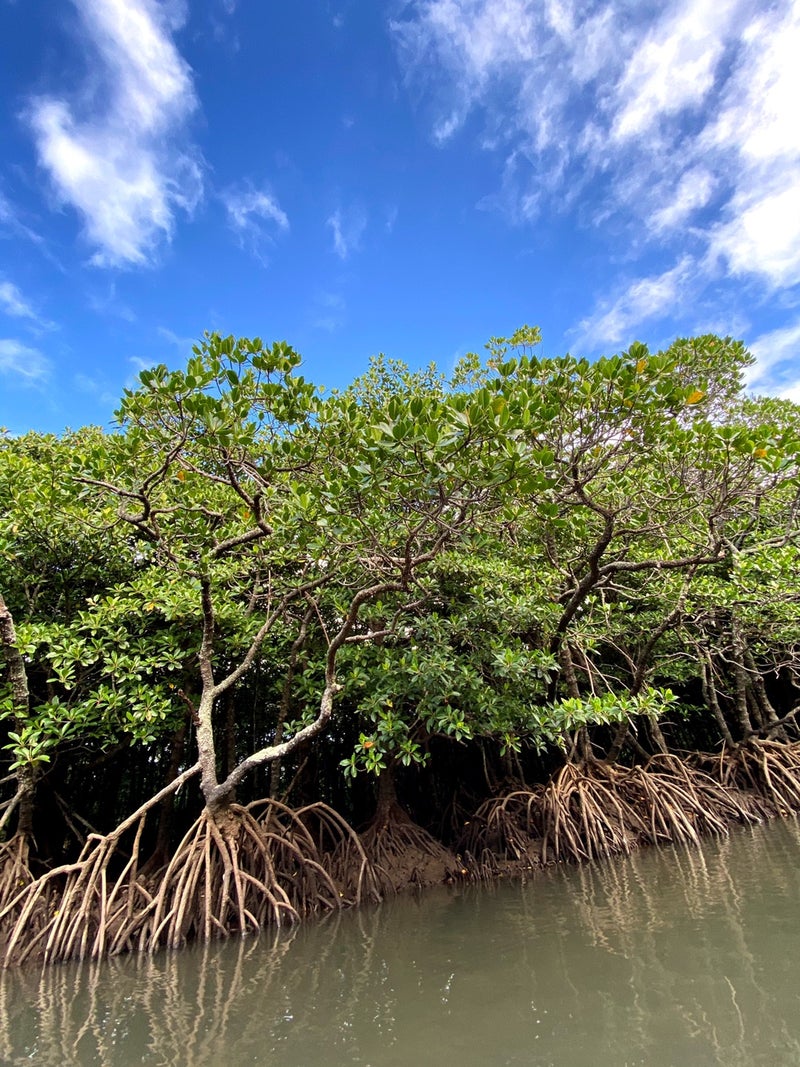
[5,738,800,969]
[4,818,800,1066]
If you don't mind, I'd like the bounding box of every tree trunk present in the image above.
[743,646,787,741]
[647,715,668,756]
[375,763,399,824]
[0,593,29,718]
[559,643,581,699]
[700,650,735,747]
[730,620,754,739]
[223,688,237,780]
[605,721,630,765]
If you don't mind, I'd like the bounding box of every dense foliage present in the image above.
[1,328,799,963]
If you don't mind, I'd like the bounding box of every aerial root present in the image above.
[272,800,383,907]
[461,755,763,871]
[6,744,800,968]
[538,763,642,864]
[461,789,545,877]
[336,801,465,895]
[0,795,377,967]
[624,754,759,848]
[0,834,34,915]
[703,739,800,815]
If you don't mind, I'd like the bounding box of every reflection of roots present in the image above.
[705,740,800,815]
[462,756,762,873]
[0,800,371,967]
[337,803,464,895]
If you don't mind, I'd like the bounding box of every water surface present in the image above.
[2,820,800,1065]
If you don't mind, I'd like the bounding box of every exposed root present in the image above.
[0,834,34,915]
[537,763,641,864]
[337,801,465,895]
[145,804,307,953]
[5,742,800,970]
[0,789,373,967]
[462,755,763,872]
[624,755,760,848]
[704,740,800,815]
[0,814,152,967]
[460,790,545,878]
[278,800,383,907]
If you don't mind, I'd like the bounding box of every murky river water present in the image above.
[2,820,800,1065]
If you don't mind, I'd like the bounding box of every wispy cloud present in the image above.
[393,0,800,339]
[26,0,203,268]
[326,205,367,260]
[86,281,137,322]
[129,355,157,375]
[704,3,800,288]
[0,190,63,269]
[0,339,52,383]
[157,325,197,351]
[312,290,347,332]
[575,257,693,349]
[0,280,36,321]
[650,167,716,234]
[610,0,744,143]
[0,278,57,334]
[747,318,800,398]
[221,184,289,262]
[73,371,118,411]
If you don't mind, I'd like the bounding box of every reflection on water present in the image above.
[2,820,800,1066]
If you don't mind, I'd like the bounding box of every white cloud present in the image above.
[326,205,367,260]
[27,0,202,267]
[611,0,743,142]
[73,371,118,409]
[222,185,289,261]
[86,281,137,322]
[392,0,541,147]
[0,279,57,333]
[575,257,693,348]
[0,339,52,383]
[0,281,36,321]
[747,319,800,396]
[650,167,715,233]
[703,3,800,288]
[0,192,15,226]
[703,7,800,167]
[393,0,800,337]
[0,189,51,255]
[129,355,157,375]
[710,180,800,288]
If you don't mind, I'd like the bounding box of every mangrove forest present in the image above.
[2,326,800,967]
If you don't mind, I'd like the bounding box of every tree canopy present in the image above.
[2,327,800,965]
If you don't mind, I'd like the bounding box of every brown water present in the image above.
[2,820,800,1066]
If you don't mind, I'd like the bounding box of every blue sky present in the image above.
[1,0,799,435]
